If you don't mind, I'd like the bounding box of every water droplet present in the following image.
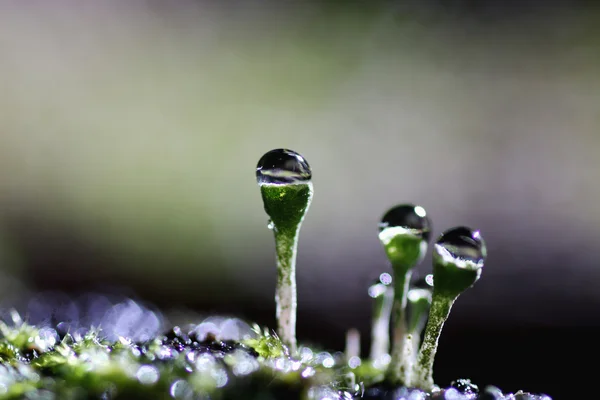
[425,273,434,287]
[170,380,193,399]
[379,204,431,241]
[348,356,362,369]
[136,365,159,385]
[379,272,392,285]
[434,227,486,270]
[378,204,431,268]
[256,148,312,185]
[451,379,479,395]
[267,220,275,230]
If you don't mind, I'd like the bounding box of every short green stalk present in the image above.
[368,274,394,364]
[412,227,486,391]
[260,183,313,354]
[401,280,433,386]
[412,292,454,391]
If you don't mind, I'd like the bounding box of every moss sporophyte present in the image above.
[0,148,552,399]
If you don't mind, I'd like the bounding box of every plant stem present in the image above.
[273,228,299,354]
[369,288,393,362]
[385,270,412,384]
[412,295,454,391]
[260,182,312,355]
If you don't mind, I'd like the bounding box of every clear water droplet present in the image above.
[256,149,312,185]
[434,227,487,270]
[425,273,434,287]
[267,220,275,230]
[378,204,431,241]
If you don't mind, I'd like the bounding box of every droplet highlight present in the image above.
[256,149,312,185]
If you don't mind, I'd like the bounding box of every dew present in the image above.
[256,148,312,185]
[314,352,335,368]
[434,227,487,270]
[211,368,229,388]
[348,356,361,369]
[378,204,431,243]
[299,346,314,362]
[322,357,335,368]
[225,350,260,376]
[301,367,316,378]
[425,273,434,286]
[443,388,465,400]
[170,380,193,399]
[136,365,159,385]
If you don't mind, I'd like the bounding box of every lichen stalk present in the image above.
[412,295,454,391]
[385,270,412,384]
[369,287,393,362]
[259,182,313,355]
[273,227,300,354]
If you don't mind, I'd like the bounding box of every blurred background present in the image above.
[0,1,599,398]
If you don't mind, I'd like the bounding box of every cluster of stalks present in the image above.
[256,148,487,392]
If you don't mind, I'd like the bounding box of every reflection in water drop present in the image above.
[256,149,312,186]
[434,227,487,270]
[378,204,431,243]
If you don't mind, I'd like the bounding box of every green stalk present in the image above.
[369,285,393,363]
[260,182,313,354]
[385,270,411,383]
[412,295,454,391]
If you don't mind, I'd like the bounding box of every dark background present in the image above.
[1,1,599,399]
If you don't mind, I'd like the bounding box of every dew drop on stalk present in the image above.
[379,204,431,385]
[256,149,312,186]
[379,205,431,246]
[434,227,486,269]
[255,148,313,355]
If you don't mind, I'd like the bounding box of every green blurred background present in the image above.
[0,1,599,398]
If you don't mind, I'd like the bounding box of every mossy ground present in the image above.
[0,315,551,400]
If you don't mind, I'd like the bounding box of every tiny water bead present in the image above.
[256,149,314,355]
[256,148,312,186]
[379,205,431,247]
[435,227,486,270]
